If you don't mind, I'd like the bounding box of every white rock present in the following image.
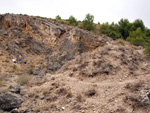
[62,107,65,110]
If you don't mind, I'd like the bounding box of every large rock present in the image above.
[47,62,62,71]
[33,67,41,75]
[10,85,21,94]
[0,92,23,111]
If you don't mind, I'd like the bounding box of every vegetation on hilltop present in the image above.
[53,14,150,57]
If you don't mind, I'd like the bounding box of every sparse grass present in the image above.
[67,91,72,97]
[117,39,125,45]
[28,67,33,74]
[0,73,7,87]
[0,80,3,87]
[17,74,32,85]
[15,71,23,75]
[51,56,58,63]
[13,64,17,70]
[101,34,107,38]
[28,91,36,98]
[128,45,139,50]
[12,64,17,72]
[34,104,51,112]
[34,107,40,113]
[42,88,49,95]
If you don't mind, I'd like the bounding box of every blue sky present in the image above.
[0,0,150,28]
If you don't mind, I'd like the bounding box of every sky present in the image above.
[0,0,150,28]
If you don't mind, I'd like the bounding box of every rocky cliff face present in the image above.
[0,14,105,74]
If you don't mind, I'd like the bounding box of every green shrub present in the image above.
[127,36,146,46]
[132,19,145,31]
[109,31,120,39]
[55,15,61,20]
[82,13,95,31]
[13,65,17,70]
[28,67,33,74]
[59,20,65,24]
[99,22,121,39]
[127,27,146,46]
[118,18,131,39]
[67,91,72,97]
[17,74,31,85]
[144,43,150,58]
[99,22,110,35]
[68,15,78,26]
[12,65,17,72]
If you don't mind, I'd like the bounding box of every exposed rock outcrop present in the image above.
[0,14,106,74]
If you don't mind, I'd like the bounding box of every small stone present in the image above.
[11,109,19,113]
[85,89,96,97]
[62,107,65,110]
[103,68,110,75]
[40,96,45,100]
[38,72,45,77]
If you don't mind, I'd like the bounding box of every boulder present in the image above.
[38,72,45,77]
[10,85,21,94]
[0,92,23,111]
[141,91,150,105]
[33,68,41,75]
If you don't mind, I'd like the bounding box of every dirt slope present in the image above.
[0,14,150,113]
[16,42,150,113]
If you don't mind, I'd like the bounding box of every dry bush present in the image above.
[28,91,39,98]
[12,64,17,72]
[0,73,8,87]
[117,39,125,45]
[34,104,58,112]
[17,74,32,85]
[28,67,33,74]
[123,95,144,108]
[128,45,139,50]
[34,104,50,112]
[125,82,142,92]
[0,80,2,87]
[56,88,67,95]
[28,77,48,86]
[42,89,48,95]
[76,94,85,102]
